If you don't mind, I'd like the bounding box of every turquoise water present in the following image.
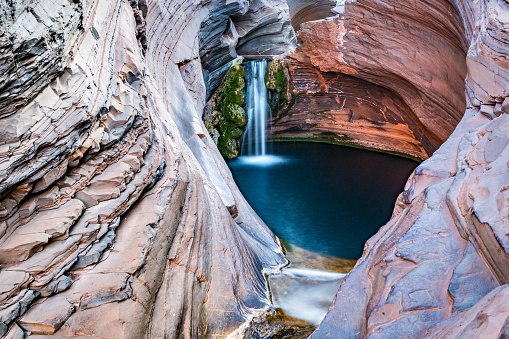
[228,142,418,259]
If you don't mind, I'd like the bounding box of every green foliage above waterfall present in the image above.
[203,61,247,159]
[265,58,292,116]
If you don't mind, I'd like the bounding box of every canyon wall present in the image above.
[294,1,468,154]
[311,0,509,337]
[267,57,429,160]
[0,0,294,337]
[267,0,469,159]
[2,0,509,337]
[270,0,468,159]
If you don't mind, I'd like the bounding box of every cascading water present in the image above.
[242,59,269,157]
[228,59,420,327]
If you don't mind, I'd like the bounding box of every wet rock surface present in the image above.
[269,268,346,325]
[241,308,316,339]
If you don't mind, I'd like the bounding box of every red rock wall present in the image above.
[271,58,430,160]
[0,0,293,337]
[295,0,468,154]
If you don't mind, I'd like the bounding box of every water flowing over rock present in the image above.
[243,59,270,157]
[2,0,509,336]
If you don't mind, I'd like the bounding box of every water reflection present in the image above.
[228,142,418,259]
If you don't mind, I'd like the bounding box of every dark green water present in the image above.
[228,142,418,259]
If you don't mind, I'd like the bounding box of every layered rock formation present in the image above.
[286,0,336,31]
[266,1,467,159]
[266,57,430,160]
[266,0,468,160]
[0,0,294,337]
[310,0,509,337]
[3,0,509,337]
[200,0,296,98]
[294,2,468,155]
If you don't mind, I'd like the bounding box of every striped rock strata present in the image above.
[311,0,509,337]
[0,0,294,337]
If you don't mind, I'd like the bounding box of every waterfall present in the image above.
[242,59,269,157]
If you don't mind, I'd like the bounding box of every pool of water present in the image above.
[228,142,418,259]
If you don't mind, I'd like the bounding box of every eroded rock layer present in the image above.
[294,0,468,154]
[3,0,509,336]
[268,57,429,160]
[312,0,509,337]
[200,0,296,98]
[0,0,294,337]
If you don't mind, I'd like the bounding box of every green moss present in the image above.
[217,137,239,159]
[271,137,423,162]
[313,109,331,115]
[205,61,248,160]
[224,103,247,127]
[265,58,291,117]
[216,64,245,107]
[278,238,293,254]
[230,127,243,139]
[275,67,286,92]
[319,131,353,141]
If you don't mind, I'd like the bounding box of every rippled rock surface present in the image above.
[3,0,509,337]
[0,0,294,337]
[267,57,430,160]
[310,0,509,337]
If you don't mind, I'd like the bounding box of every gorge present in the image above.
[0,0,509,338]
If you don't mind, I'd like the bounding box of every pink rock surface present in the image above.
[310,0,509,337]
[1,0,509,337]
[0,0,293,337]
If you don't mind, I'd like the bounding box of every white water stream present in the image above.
[242,59,269,157]
[235,59,349,326]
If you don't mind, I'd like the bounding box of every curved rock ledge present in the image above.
[295,0,468,154]
[2,0,509,337]
[268,57,430,160]
[286,0,336,31]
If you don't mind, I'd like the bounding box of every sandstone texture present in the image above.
[0,0,295,337]
[286,0,336,31]
[294,2,468,155]
[267,0,469,160]
[310,0,509,337]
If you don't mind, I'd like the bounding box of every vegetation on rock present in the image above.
[203,61,247,159]
[265,58,292,117]
[271,137,423,162]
